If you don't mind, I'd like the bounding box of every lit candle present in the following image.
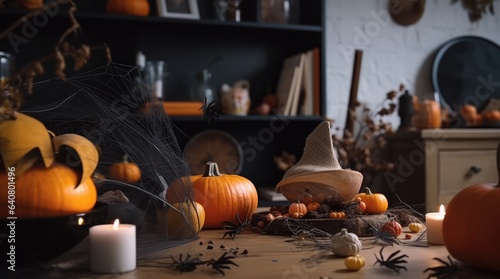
[426,204,446,244]
[89,219,136,273]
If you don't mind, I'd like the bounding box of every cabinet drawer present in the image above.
[438,149,497,205]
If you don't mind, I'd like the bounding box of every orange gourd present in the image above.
[355,187,388,214]
[442,143,500,272]
[289,202,308,218]
[0,163,97,218]
[109,154,141,183]
[481,110,500,123]
[106,0,150,16]
[192,162,258,229]
[415,100,441,129]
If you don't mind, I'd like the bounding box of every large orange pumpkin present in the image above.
[192,162,258,229]
[414,99,441,129]
[355,187,388,214]
[106,0,150,16]
[0,163,97,218]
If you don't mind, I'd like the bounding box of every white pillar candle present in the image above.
[90,219,136,273]
[426,204,446,245]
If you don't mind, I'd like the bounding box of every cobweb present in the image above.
[23,62,201,257]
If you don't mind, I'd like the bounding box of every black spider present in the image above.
[200,96,224,126]
[423,255,460,279]
[206,252,239,276]
[374,246,409,273]
[370,226,401,246]
[221,213,250,240]
[168,253,204,272]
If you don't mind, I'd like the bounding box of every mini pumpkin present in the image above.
[165,174,202,203]
[381,220,403,237]
[345,255,365,271]
[166,201,205,237]
[192,162,258,229]
[331,228,362,257]
[109,154,141,183]
[408,222,423,233]
[306,202,320,212]
[355,187,388,214]
[289,202,308,218]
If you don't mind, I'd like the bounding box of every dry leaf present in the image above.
[52,133,99,186]
[0,112,55,175]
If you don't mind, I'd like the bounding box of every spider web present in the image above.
[23,62,201,257]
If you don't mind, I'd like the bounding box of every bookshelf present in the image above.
[0,0,326,205]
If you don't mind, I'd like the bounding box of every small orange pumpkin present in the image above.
[109,154,141,183]
[355,187,388,214]
[381,220,402,237]
[306,202,320,212]
[165,174,202,203]
[0,163,97,218]
[106,0,150,16]
[481,110,500,123]
[289,202,307,218]
[192,162,258,229]
[415,100,441,129]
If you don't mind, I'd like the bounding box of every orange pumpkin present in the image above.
[0,163,97,218]
[106,0,150,16]
[289,202,308,218]
[443,182,500,272]
[481,110,500,123]
[306,202,320,212]
[165,174,202,203]
[415,100,441,129]
[460,104,479,125]
[192,162,258,229]
[109,154,141,183]
[355,187,388,214]
[381,220,402,237]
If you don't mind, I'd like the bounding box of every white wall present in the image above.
[325,0,500,132]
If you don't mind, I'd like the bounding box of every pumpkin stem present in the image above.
[364,187,373,195]
[202,161,222,177]
[123,154,130,163]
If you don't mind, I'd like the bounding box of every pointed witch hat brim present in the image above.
[275,121,363,204]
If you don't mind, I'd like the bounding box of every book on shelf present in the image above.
[275,48,320,116]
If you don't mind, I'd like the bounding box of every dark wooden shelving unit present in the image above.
[0,0,326,205]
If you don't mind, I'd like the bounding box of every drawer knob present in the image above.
[469,165,482,174]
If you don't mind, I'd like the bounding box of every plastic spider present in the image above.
[423,255,460,279]
[168,253,204,272]
[200,96,224,126]
[222,213,250,239]
[206,252,239,276]
[369,226,401,246]
[374,246,409,273]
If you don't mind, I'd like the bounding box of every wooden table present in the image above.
[16,223,500,279]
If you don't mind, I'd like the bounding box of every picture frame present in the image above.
[157,0,200,20]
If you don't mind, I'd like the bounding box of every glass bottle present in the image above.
[190,69,214,104]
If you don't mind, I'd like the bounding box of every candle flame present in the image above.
[77,217,84,226]
[439,204,446,215]
[113,219,120,230]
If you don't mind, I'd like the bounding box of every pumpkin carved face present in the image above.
[192,162,258,229]
[0,163,97,218]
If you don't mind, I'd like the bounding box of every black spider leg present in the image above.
[374,246,408,273]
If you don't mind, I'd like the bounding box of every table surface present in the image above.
[8,213,500,279]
